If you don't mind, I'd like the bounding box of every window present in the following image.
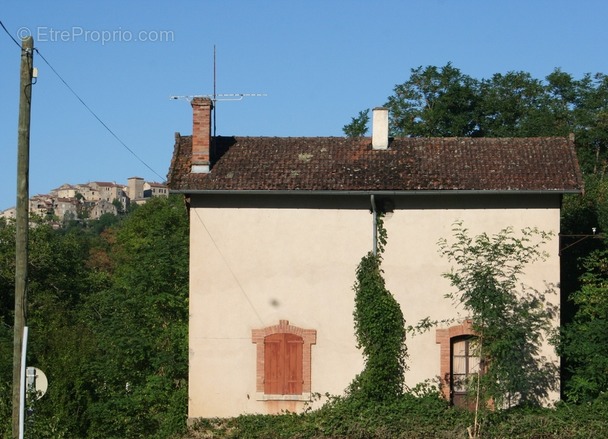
[436,320,480,407]
[264,333,303,395]
[252,320,316,401]
[451,336,481,408]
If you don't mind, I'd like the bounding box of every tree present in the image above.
[0,220,15,439]
[438,222,558,409]
[0,218,100,437]
[348,217,407,402]
[342,65,608,177]
[80,195,189,438]
[559,249,608,403]
[343,109,369,138]
[111,198,125,215]
[477,71,557,137]
[0,196,190,438]
[569,73,608,176]
[385,63,480,138]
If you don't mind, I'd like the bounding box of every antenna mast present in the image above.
[170,45,266,136]
[213,45,217,139]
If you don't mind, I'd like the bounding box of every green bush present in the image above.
[186,394,608,439]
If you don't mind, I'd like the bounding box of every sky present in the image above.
[1,0,607,210]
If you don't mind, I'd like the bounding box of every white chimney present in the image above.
[372,107,389,150]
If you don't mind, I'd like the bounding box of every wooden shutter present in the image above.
[264,334,282,394]
[285,334,303,394]
[264,333,304,395]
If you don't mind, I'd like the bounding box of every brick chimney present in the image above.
[191,97,213,173]
[372,107,389,150]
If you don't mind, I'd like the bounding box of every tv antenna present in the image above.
[170,45,266,138]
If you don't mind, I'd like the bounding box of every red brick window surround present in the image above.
[435,320,478,404]
[252,320,317,401]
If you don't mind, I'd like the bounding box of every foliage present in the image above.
[184,393,608,438]
[386,63,481,137]
[0,196,189,438]
[438,222,558,409]
[348,216,407,403]
[345,64,608,179]
[187,390,464,439]
[80,195,189,438]
[342,109,369,137]
[559,249,608,403]
[0,217,100,437]
[478,395,608,439]
[476,70,561,137]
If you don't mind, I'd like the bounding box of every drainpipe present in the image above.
[371,195,377,256]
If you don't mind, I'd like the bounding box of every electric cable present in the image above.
[193,209,265,326]
[0,19,22,48]
[1,18,166,182]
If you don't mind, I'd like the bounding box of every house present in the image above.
[90,199,118,218]
[29,195,53,217]
[89,181,129,206]
[53,184,78,199]
[144,181,169,198]
[0,207,16,221]
[73,183,100,202]
[53,197,79,221]
[167,98,583,420]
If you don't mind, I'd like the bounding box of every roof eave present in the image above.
[169,189,582,196]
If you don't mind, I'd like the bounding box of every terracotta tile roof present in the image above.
[167,135,583,193]
[92,181,119,187]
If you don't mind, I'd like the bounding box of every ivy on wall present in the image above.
[348,216,408,402]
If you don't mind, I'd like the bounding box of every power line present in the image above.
[0,19,22,48]
[193,209,265,326]
[0,19,166,182]
[33,49,165,181]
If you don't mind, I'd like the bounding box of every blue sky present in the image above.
[1,0,607,210]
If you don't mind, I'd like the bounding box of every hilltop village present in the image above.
[1,177,168,224]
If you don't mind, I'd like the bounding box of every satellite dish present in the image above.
[26,367,48,400]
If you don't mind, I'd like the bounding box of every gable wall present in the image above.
[188,193,561,419]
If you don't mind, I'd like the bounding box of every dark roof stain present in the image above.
[167,135,583,193]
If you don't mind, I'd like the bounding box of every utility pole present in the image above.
[13,35,33,439]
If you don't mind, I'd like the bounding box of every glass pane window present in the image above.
[451,336,480,408]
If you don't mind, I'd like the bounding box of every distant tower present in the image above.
[128,176,144,201]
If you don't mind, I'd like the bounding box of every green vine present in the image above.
[348,216,407,402]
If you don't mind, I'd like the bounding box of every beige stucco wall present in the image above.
[188,195,561,419]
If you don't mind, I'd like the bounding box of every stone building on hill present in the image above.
[0,178,168,222]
